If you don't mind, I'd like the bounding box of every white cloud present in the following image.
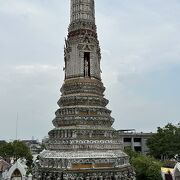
[14,64,59,74]
[97,0,180,79]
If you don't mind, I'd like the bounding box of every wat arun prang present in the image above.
[34,0,135,179]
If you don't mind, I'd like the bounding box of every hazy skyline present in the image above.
[0,0,180,140]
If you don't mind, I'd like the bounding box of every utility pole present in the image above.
[16,113,18,140]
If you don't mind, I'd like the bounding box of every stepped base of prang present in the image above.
[34,149,135,180]
[36,167,134,180]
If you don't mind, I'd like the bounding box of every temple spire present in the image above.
[34,1,135,179]
[70,0,95,23]
[65,0,100,80]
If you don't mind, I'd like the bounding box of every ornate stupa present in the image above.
[34,0,134,179]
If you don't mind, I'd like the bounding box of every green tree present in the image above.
[0,140,33,168]
[147,123,180,160]
[0,142,14,159]
[0,141,6,147]
[125,148,162,180]
[13,140,32,160]
[132,155,162,180]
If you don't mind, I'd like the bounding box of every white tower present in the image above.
[64,0,101,80]
[34,1,135,179]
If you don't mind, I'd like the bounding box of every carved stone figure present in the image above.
[84,58,89,77]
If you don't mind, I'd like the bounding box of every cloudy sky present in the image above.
[0,0,180,141]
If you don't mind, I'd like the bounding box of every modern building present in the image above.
[34,0,135,179]
[118,130,153,154]
[22,140,42,155]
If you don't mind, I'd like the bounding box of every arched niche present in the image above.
[11,169,22,180]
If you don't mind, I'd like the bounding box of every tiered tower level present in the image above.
[34,0,134,179]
